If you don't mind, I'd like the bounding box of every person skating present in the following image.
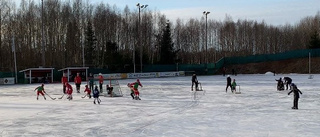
[127,83,135,99]
[93,86,101,104]
[65,82,73,100]
[231,79,237,93]
[288,83,302,109]
[74,73,82,93]
[61,73,68,94]
[82,85,91,99]
[283,77,292,90]
[129,79,143,100]
[191,73,199,91]
[98,73,104,93]
[87,73,94,91]
[226,75,232,92]
[34,84,46,100]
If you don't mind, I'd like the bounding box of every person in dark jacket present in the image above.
[288,83,302,109]
[226,75,232,93]
[283,77,292,90]
[191,73,198,91]
[93,86,101,104]
[275,77,284,91]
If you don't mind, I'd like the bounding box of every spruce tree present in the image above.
[159,23,177,64]
[84,20,97,67]
[308,30,320,49]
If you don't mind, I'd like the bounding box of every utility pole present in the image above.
[41,0,45,67]
[137,3,148,73]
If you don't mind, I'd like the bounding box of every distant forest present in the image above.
[0,0,319,71]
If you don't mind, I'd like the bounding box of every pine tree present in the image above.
[308,30,320,49]
[84,20,97,67]
[159,23,178,64]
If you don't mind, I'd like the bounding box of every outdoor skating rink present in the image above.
[0,73,319,137]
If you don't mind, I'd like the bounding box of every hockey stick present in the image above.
[44,92,56,100]
[81,94,87,98]
[58,94,65,99]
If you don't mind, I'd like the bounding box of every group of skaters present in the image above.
[34,72,143,104]
[275,77,302,109]
[191,73,303,110]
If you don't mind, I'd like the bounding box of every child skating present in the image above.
[65,82,73,100]
[129,79,143,100]
[93,86,101,104]
[82,85,92,98]
[288,83,302,109]
[34,84,46,100]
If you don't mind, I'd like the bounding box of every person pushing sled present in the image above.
[128,79,143,100]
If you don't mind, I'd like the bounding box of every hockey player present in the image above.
[288,83,302,109]
[226,75,232,92]
[98,73,104,93]
[74,73,82,93]
[34,84,46,100]
[231,79,237,93]
[61,73,68,94]
[87,73,94,91]
[191,73,199,91]
[93,86,101,104]
[82,85,91,99]
[107,84,114,97]
[127,83,135,99]
[129,79,143,100]
[65,82,73,100]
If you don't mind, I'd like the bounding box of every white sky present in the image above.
[89,0,320,26]
[9,0,320,26]
[0,73,320,136]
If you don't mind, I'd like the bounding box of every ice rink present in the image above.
[0,73,319,137]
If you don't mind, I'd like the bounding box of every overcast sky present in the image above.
[89,0,319,26]
[11,0,320,26]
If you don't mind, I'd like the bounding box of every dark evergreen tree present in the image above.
[308,30,320,49]
[159,23,178,64]
[84,20,97,67]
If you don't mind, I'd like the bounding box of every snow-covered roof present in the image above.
[19,68,55,72]
[57,67,89,71]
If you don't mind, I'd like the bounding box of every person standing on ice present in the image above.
[61,73,68,94]
[283,77,292,90]
[65,82,73,100]
[129,79,143,100]
[98,73,104,93]
[87,73,94,91]
[74,73,82,93]
[288,83,302,109]
[93,86,101,104]
[34,84,46,100]
[226,75,232,92]
[191,73,198,91]
[231,79,237,93]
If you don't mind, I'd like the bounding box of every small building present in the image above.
[19,68,54,84]
[58,67,89,82]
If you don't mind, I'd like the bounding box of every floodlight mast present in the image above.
[137,3,148,73]
[203,11,210,72]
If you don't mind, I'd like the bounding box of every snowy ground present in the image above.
[0,74,319,137]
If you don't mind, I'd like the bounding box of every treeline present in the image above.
[0,0,319,72]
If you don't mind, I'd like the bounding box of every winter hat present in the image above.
[291,83,296,87]
[99,73,102,75]
[227,75,230,77]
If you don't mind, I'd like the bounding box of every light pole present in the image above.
[137,3,148,73]
[203,11,210,64]
[41,0,45,67]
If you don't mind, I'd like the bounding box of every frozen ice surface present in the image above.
[0,74,319,137]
